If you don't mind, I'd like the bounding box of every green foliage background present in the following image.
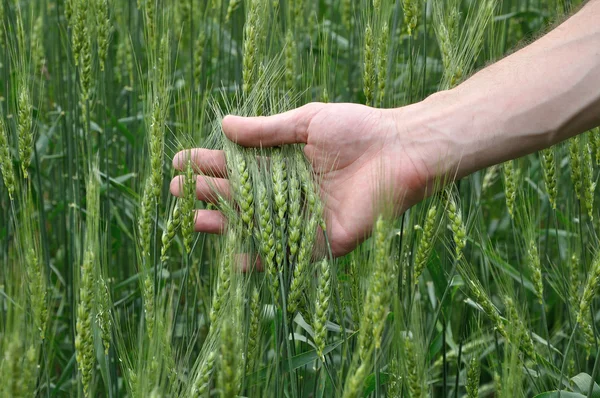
[1,0,599,397]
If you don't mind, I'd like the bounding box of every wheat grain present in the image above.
[504,297,535,359]
[191,351,216,397]
[581,316,594,359]
[271,148,288,269]
[503,161,517,217]
[376,23,389,107]
[370,216,392,349]
[343,362,369,398]
[145,0,156,49]
[287,166,302,267]
[0,113,15,199]
[482,164,500,192]
[403,0,420,36]
[138,178,154,258]
[287,210,317,315]
[79,24,93,103]
[161,201,181,261]
[95,0,110,71]
[243,0,263,95]
[2,336,24,396]
[313,259,331,360]
[246,286,261,373]
[285,29,296,91]
[97,277,111,355]
[526,239,544,304]
[17,84,33,179]
[404,335,422,398]
[76,250,95,397]
[143,274,155,340]
[577,253,600,327]
[582,141,595,218]
[182,160,196,254]
[466,356,480,398]
[149,95,167,204]
[26,247,47,338]
[22,344,38,397]
[466,278,507,338]
[218,317,240,397]
[236,152,255,237]
[591,127,600,164]
[447,195,467,260]
[413,205,438,285]
[225,0,241,24]
[255,178,279,305]
[541,147,557,209]
[209,232,233,325]
[363,23,375,107]
[72,0,86,66]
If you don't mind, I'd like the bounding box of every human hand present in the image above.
[171,101,440,256]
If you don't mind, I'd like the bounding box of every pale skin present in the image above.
[171,0,600,257]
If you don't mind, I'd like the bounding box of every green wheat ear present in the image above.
[503,160,517,218]
[541,147,557,209]
[0,111,16,200]
[466,356,481,398]
[402,0,421,36]
[76,170,101,398]
[446,193,467,260]
[95,0,110,71]
[313,258,331,361]
[209,230,234,325]
[17,83,33,179]
[413,205,438,285]
[582,141,595,219]
[362,23,375,107]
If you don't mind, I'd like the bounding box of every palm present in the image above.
[300,103,424,255]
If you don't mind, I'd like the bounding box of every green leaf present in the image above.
[534,391,587,398]
[247,336,352,386]
[426,252,447,299]
[473,239,536,293]
[52,353,77,394]
[571,373,600,398]
[362,372,390,396]
[493,10,544,22]
[94,322,110,390]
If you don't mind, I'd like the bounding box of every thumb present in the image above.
[222,102,324,147]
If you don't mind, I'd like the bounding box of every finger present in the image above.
[173,148,227,178]
[222,102,325,147]
[195,175,231,203]
[194,209,226,234]
[169,175,230,203]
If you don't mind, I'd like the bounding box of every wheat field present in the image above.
[1,0,599,397]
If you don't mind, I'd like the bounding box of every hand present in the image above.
[170,102,438,256]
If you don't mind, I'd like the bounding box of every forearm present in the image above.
[409,0,600,183]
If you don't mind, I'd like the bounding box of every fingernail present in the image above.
[173,150,190,167]
[173,152,182,167]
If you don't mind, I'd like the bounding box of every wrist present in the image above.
[396,86,507,193]
[386,90,472,202]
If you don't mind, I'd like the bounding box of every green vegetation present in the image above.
[0,0,598,397]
